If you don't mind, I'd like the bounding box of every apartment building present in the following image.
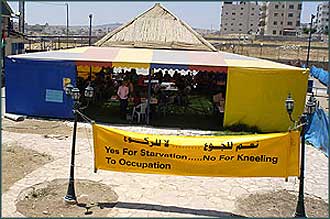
[259,1,302,36]
[316,2,329,33]
[220,1,261,35]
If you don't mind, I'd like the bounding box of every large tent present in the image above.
[6,46,308,132]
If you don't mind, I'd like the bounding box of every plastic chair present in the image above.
[132,103,147,123]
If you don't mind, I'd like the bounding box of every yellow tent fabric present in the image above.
[77,65,102,80]
[224,67,309,132]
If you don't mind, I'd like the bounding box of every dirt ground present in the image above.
[16,179,118,217]
[2,118,91,138]
[236,189,329,218]
[2,143,53,192]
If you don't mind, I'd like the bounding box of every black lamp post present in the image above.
[63,83,94,204]
[285,93,317,217]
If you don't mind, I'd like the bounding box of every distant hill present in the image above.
[24,22,217,36]
[94,23,122,29]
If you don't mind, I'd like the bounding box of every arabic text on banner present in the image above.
[92,124,300,178]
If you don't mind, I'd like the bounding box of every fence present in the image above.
[213,43,328,64]
[25,35,100,52]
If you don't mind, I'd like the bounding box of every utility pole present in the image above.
[89,14,93,46]
[18,0,25,33]
[66,3,69,48]
[88,14,93,80]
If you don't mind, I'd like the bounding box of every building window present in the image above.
[279,31,282,35]
[274,21,278,25]
[239,29,242,31]
[273,30,277,34]
[231,23,234,25]
[288,13,293,17]
[225,23,228,26]
[226,12,228,15]
[241,7,243,10]
[289,5,294,9]
[298,3,302,10]
[281,13,284,16]
[250,23,253,26]
[275,5,279,9]
[296,21,300,26]
[231,29,234,31]
[251,13,254,16]
[240,12,243,15]
[251,8,254,10]
[232,12,236,15]
[224,28,227,31]
[274,13,278,17]
[280,21,283,25]
[287,21,293,26]
[239,23,242,26]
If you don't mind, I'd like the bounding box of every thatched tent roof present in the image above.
[95,3,217,52]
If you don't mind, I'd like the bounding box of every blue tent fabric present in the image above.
[305,107,329,156]
[310,65,329,87]
[5,58,76,118]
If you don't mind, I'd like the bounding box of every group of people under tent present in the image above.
[76,67,227,122]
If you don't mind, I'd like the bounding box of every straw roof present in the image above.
[95,3,217,52]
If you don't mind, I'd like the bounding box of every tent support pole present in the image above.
[146,68,152,124]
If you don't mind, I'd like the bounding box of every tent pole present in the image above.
[146,68,152,124]
[89,65,92,80]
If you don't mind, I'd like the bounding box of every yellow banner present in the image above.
[93,124,300,178]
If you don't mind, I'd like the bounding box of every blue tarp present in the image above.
[305,107,329,157]
[5,58,76,118]
[310,65,329,87]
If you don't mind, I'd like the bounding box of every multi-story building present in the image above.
[259,1,302,36]
[316,2,329,34]
[220,1,261,35]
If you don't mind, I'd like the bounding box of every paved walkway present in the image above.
[2,122,328,217]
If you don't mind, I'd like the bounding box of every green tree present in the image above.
[303,27,317,34]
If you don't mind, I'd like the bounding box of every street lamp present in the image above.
[306,14,315,67]
[285,93,317,218]
[66,3,69,48]
[285,93,295,122]
[63,83,94,204]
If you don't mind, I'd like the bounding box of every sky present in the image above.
[8,1,322,30]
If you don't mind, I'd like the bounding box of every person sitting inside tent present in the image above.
[212,92,225,114]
